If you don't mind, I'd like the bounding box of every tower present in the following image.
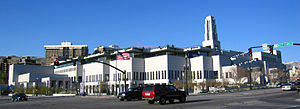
[202,16,221,50]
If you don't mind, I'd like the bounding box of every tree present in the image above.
[230,67,250,86]
[251,68,262,86]
[269,69,286,83]
[173,80,183,89]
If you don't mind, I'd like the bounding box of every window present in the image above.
[136,72,139,80]
[152,72,154,80]
[226,72,229,78]
[161,71,164,79]
[140,72,142,80]
[214,71,218,79]
[133,72,136,80]
[200,71,202,79]
[193,71,195,79]
[171,70,173,79]
[113,74,116,81]
[100,74,102,82]
[197,71,200,79]
[158,71,160,80]
[156,71,158,80]
[92,75,95,82]
[180,71,183,79]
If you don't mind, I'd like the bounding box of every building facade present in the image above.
[44,42,88,66]
[8,16,285,95]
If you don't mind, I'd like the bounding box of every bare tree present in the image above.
[251,68,262,86]
[173,80,183,89]
[230,67,250,86]
[269,69,287,83]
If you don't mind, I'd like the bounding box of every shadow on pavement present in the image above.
[186,99,211,103]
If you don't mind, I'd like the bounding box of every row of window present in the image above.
[55,68,77,73]
[111,70,219,81]
[85,74,103,82]
[225,72,233,78]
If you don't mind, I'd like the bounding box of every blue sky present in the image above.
[0,0,299,62]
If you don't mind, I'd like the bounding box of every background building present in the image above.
[44,42,88,66]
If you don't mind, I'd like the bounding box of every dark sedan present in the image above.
[11,92,28,102]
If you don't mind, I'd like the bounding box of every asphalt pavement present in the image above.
[0,88,299,109]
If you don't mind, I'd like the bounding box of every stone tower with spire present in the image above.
[202,16,221,50]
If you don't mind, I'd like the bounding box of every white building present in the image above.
[49,15,284,95]
[9,64,54,87]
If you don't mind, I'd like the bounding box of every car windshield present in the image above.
[127,88,134,92]
[283,83,291,86]
[144,86,153,91]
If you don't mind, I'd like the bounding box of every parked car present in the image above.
[11,92,28,102]
[295,82,300,92]
[118,87,143,101]
[142,84,186,105]
[281,83,297,91]
[276,82,284,88]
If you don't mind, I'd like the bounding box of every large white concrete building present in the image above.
[9,16,284,95]
[48,16,284,95]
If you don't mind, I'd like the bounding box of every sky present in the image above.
[0,0,299,62]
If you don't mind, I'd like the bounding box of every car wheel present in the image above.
[159,97,166,105]
[148,100,154,104]
[169,99,174,104]
[138,97,142,100]
[179,96,186,103]
[126,96,132,101]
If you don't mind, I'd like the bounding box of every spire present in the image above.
[202,16,221,50]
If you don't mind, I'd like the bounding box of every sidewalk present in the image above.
[77,95,115,99]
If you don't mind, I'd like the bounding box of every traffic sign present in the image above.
[277,42,293,47]
[262,43,268,50]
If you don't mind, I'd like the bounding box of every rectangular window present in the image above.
[197,71,200,79]
[200,71,202,79]
[158,71,160,80]
[133,72,136,80]
[193,71,195,79]
[128,72,131,80]
[171,70,173,79]
[156,71,158,80]
[214,71,218,79]
[161,71,164,79]
[152,72,154,80]
[100,74,102,82]
[226,72,228,78]
[92,75,95,82]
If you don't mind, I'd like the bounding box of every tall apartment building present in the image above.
[44,42,88,66]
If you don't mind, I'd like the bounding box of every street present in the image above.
[0,88,300,109]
